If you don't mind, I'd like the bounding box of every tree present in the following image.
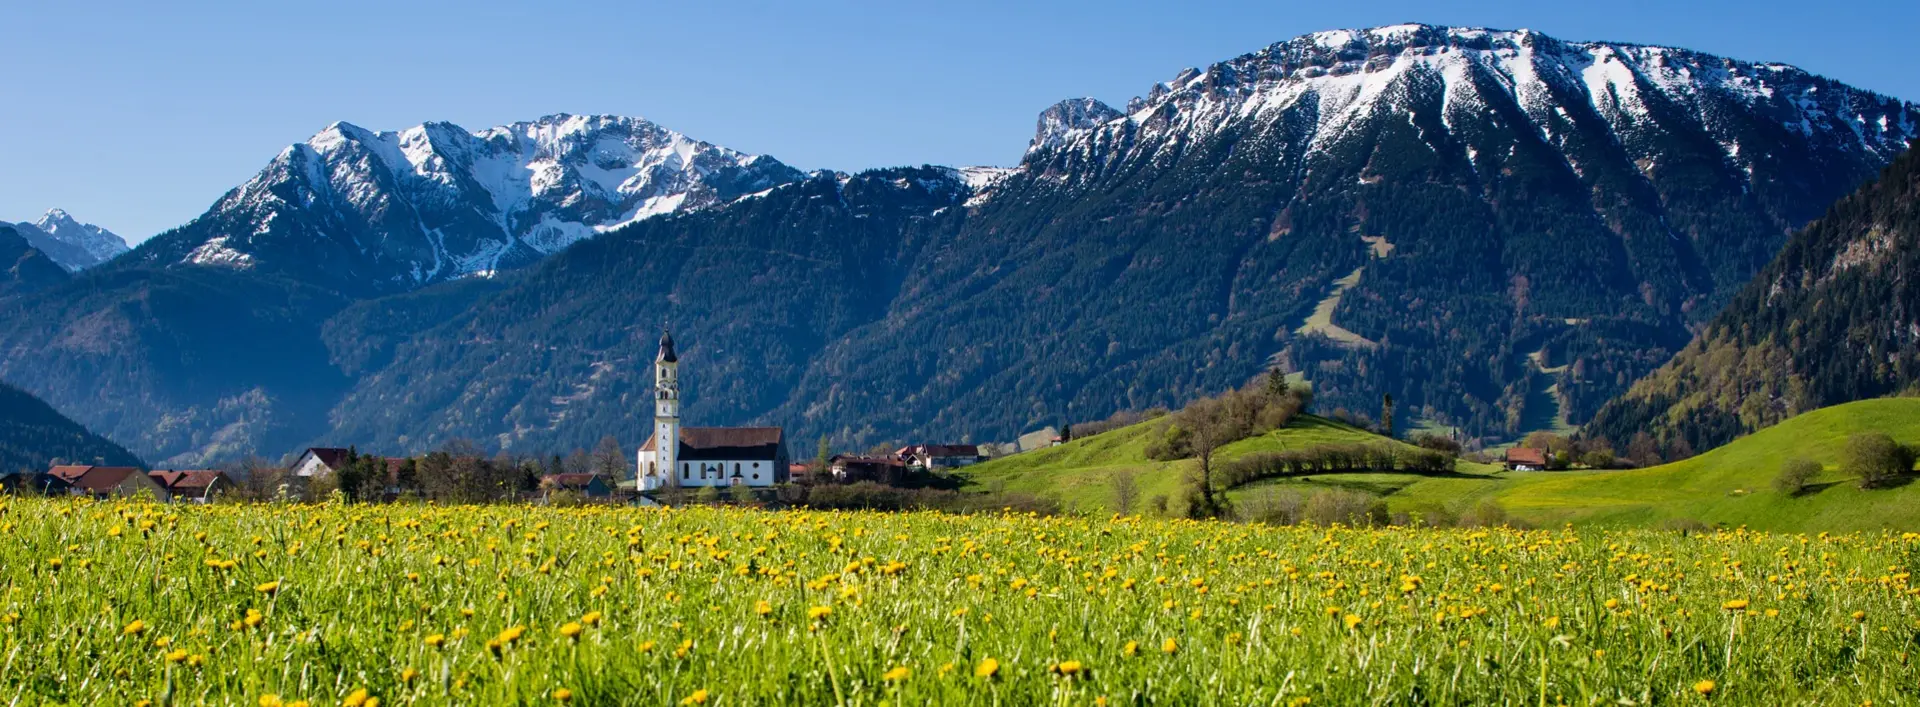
[1626,432,1662,467]
[1844,433,1913,489]
[1266,365,1289,399]
[815,436,832,479]
[1180,398,1236,519]
[591,436,629,480]
[1380,393,1394,439]
[1110,469,1139,516]
[1774,458,1821,495]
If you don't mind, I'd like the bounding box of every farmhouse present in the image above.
[635,332,790,490]
[150,470,235,503]
[0,471,70,495]
[291,447,351,477]
[540,473,612,499]
[1504,447,1548,471]
[897,444,984,472]
[49,465,169,501]
[829,455,909,484]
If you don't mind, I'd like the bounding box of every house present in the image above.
[897,444,984,472]
[1504,447,1549,472]
[634,332,791,490]
[49,465,169,501]
[828,455,909,485]
[540,473,612,499]
[149,470,234,503]
[0,471,70,495]
[290,448,351,477]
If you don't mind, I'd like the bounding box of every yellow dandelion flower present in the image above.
[164,649,188,663]
[342,689,370,707]
[807,605,832,622]
[1122,640,1139,657]
[1161,638,1179,654]
[680,689,709,705]
[882,666,911,682]
[553,688,574,702]
[559,622,583,640]
[1722,599,1749,611]
[255,581,282,595]
[123,620,147,636]
[754,600,773,617]
[400,668,418,684]
[1051,660,1085,676]
[974,657,1000,679]
[424,634,445,648]
[582,611,603,626]
[1693,680,1715,695]
[259,696,283,707]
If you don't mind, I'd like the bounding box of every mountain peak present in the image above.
[16,209,128,271]
[1030,98,1123,154]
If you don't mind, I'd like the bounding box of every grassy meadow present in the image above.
[965,399,1920,532]
[6,498,1920,705]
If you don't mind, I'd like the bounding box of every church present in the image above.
[636,331,790,491]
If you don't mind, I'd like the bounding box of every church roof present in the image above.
[657,331,677,363]
[679,427,783,461]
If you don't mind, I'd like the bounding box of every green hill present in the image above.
[968,398,1920,531]
[960,414,1497,513]
[1466,397,1920,531]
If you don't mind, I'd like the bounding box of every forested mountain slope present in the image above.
[1585,143,1920,455]
[0,225,69,297]
[0,381,143,473]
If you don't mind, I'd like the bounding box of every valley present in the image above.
[3,24,1914,468]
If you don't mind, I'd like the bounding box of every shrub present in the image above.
[1303,489,1388,527]
[1458,499,1509,528]
[1773,458,1821,495]
[1412,433,1462,455]
[1844,433,1915,489]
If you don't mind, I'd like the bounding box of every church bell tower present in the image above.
[652,330,680,487]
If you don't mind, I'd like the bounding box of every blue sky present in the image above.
[4,0,1916,242]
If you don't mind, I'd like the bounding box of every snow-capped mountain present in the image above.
[1024,24,1914,191]
[132,114,806,293]
[11,209,129,271]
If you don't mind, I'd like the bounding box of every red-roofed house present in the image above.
[49,465,169,501]
[149,470,235,503]
[1504,447,1549,471]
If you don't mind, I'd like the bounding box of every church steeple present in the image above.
[657,330,677,363]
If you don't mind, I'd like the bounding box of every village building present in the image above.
[1504,447,1548,472]
[291,447,351,477]
[48,465,169,501]
[635,332,790,490]
[0,471,70,495]
[149,470,235,503]
[896,444,984,472]
[829,454,909,484]
[540,473,613,499]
